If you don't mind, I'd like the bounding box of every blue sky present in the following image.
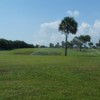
[0,0,100,45]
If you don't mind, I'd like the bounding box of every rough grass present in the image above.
[0,48,100,100]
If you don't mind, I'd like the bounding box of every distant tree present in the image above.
[72,35,91,51]
[72,36,83,51]
[59,17,78,56]
[0,38,34,50]
[0,39,13,50]
[79,35,91,44]
[27,44,34,48]
[79,35,91,50]
[40,45,46,48]
[55,42,60,48]
[61,41,73,48]
[88,42,93,48]
[70,41,75,49]
[96,43,100,48]
[35,44,39,48]
[49,43,54,48]
[13,40,28,48]
[96,39,100,48]
[0,39,8,50]
[67,41,73,48]
[61,41,65,48]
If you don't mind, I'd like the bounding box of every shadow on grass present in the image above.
[33,52,61,56]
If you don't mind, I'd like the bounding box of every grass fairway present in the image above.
[0,48,100,100]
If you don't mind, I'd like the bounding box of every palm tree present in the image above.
[59,17,78,56]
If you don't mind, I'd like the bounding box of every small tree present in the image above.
[73,36,83,51]
[88,42,93,48]
[55,42,60,48]
[59,17,78,56]
[72,35,91,51]
[96,39,100,48]
[79,35,91,43]
[96,43,100,48]
[79,35,91,49]
[49,43,54,48]
[61,41,65,48]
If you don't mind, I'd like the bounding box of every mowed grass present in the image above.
[0,48,100,100]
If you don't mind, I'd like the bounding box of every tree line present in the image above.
[0,36,99,51]
[49,35,100,50]
[0,38,34,50]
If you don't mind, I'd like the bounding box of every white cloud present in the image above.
[94,20,100,28]
[33,40,45,45]
[33,20,63,46]
[40,21,60,30]
[93,19,100,32]
[78,22,91,35]
[77,20,100,43]
[78,21,100,36]
[67,10,80,17]
[33,19,100,46]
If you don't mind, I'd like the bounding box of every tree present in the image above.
[61,41,65,48]
[0,39,9,50]
[40,45,46,48]
[59,17,78,56]
[72,35,91,51]
[96,43,100,48]
[35,44,39,48]
[73,36,83,51]
[96,39,100,48]
[70,41,75,49]
[79,35,91,49]
[88,42,93,48]
[79,35,91,44]
[55,42,60,48]
[0,38,34,50]
[49,43,54,48]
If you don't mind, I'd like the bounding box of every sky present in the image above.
[0,0,100,46]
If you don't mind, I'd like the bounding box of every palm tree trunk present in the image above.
[65,34,68,56]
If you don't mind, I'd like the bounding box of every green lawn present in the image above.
[0,48,100,100]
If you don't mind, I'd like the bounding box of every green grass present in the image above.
[0,48,100,100]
